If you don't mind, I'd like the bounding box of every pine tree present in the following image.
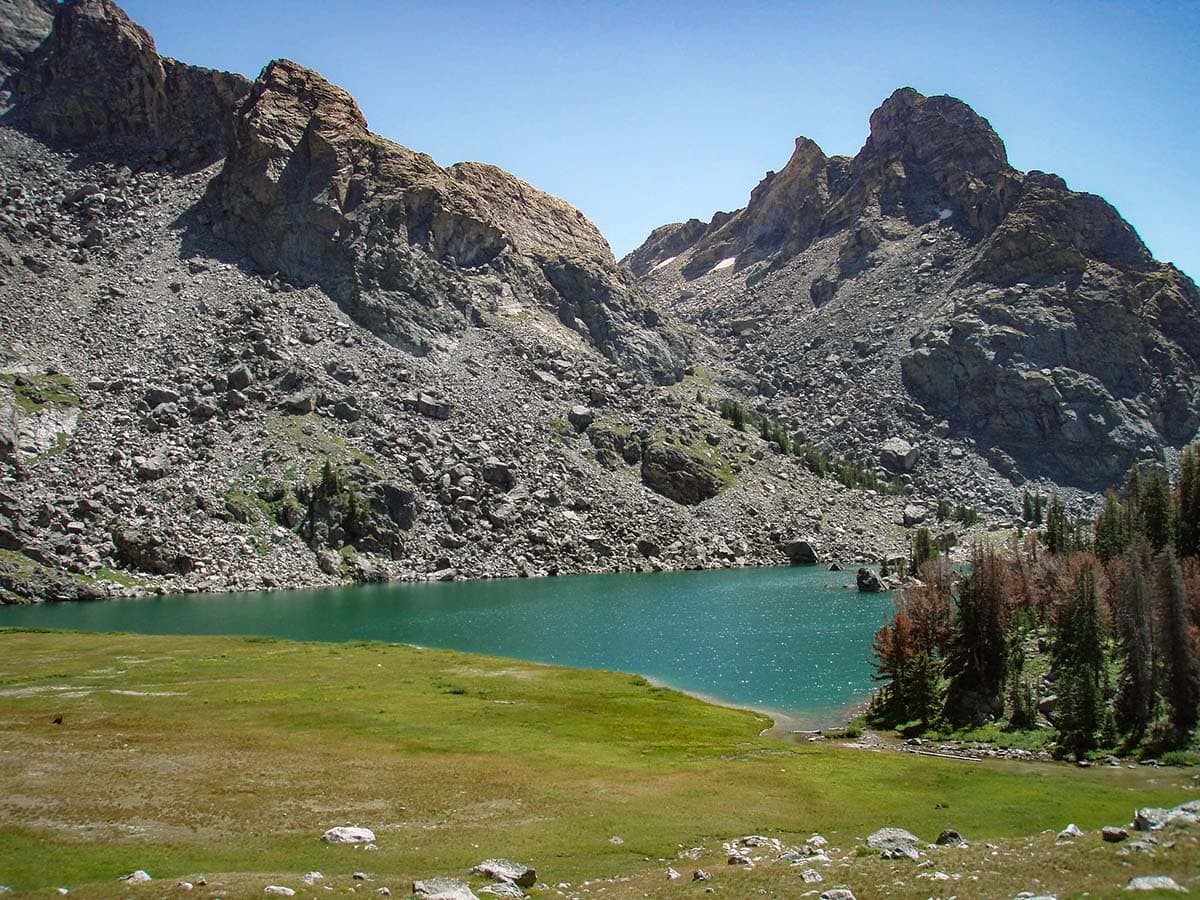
[1023,490,1034,523]
[1113,547,1154,742]
[1141,472,1173,551]
[909,527,938,577]
[1177,445,1200,559]
[1006,640,1038,730]
[1158,549,1200,737]
[1053,562,1107,759]
[1045,494,1068,555]
[1033,491,1044,526]
[1095,490,1130,563]
[943,545,1009,726]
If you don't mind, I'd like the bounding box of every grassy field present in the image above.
[0,628,1197,898]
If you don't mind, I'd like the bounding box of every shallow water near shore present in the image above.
[0,565,895,728]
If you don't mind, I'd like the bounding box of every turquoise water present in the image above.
[0,566,895,727]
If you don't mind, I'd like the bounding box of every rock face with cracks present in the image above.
[6,0,251,169]
[209,58,686,376]
[629,87,1200,492]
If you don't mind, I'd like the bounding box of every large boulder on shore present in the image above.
[782,539,818,565]
[856,568,883,592]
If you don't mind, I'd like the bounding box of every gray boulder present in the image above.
[866,827,921,852]
[902,504,929,527]
[640,445,723,505]
[567,405,594,432]
[411,877,479,900]
[227,364,253,391]
[282,392,315,414]
[878,437,918,473]
[321,825,375,844]
[856,568,883,593]
[1125,876,1186,892]
[470,859,535,889]
[783,539,818,565]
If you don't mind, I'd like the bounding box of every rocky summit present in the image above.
[628,87,1200,495]
[0,1,1196,602]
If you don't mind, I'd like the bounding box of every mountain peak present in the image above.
[8,0,250,168]
[864,86,1009,176]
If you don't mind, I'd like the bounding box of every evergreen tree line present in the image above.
[870,448,1200,759]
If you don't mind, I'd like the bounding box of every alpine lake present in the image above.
[0,565,894,728]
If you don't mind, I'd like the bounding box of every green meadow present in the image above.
[0,629,1196,898]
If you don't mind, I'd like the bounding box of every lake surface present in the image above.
[0,566,895,728]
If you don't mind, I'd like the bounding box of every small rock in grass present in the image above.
[301,872,323,886]
[119,870,151,883]
[1126,875,1186,892]
[1056,823,1084,841]
[935,829,965,845]
[478,885,523,899]
[376,889,391,897]
[412,877,479,900]
[56,890,68,896]
[820,890,857,900]
[882,844,920,861]
[321,825,376,844]
[727,850,752,865]
[470,859,536,888]
[666,867,681,881]
[264,888,295,897]
[692,870,712,882]
[177,882,193,891]
[800,868,824,883]
[866,827,921,851]
[352,872,371,881]
[1103,826,1129,842]
[1133,808,1169,831]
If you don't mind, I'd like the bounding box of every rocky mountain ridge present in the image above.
[627,87,1200,494]
[0,0,921,602]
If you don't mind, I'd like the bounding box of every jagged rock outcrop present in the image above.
[6,0,250,168]
[209,59,686,376]
[628,87,1200,491]
[0,0,55,82]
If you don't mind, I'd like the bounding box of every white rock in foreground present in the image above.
[1126,876,1186,892]
[321,825,376,844]
[119,871,151,883]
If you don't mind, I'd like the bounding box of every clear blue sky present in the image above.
[118,0,1199,280]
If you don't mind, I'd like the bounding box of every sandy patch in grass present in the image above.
[444,665,543,680]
